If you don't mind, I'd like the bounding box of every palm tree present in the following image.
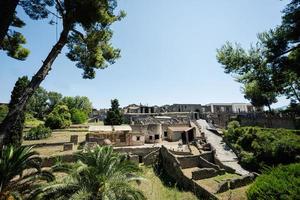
[33,145,146,200]
[0,145,54,200]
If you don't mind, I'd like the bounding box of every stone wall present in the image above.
[115,146,160,165]
[143,148,160,165]
[177,155,200,169]
[192,168,225,180]
[41,154,77,167]
[202,112,297,129]
[239,115,297,129]
[216,173,256,193]
[199,151,214,163]
[159,146,218,200]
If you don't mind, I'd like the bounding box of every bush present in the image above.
[24,124,52,140]
[224,127,300,171]
[0,104,8,123]
[45,105,71,129]
[227,120,240,130]
[247,163,300,200]
[71,108,87,124]
[240,151,258,169]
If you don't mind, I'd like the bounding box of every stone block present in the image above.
[63,143,73,151]
[70,135,78,145]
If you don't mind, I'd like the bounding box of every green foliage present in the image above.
[224,127,300,171]
[227,120,240,130]
[247,163,300,200]
[216,42,278,109]
[62,96,93,115]
[47,91,62,112]
[24,113,44,127]
[67,28,121,79]
[1,31,30,60]
[24,124,52,140]
[217,1,300,105]
[0,145,54,199]
[70,108,88,124]
[9,76,29,110]
[0,104,8,123]
[34,145,145,200]
[4,76,29,146]
[104,99,123,125]
[45,104,71,129]
[243,80,277,111]
[27,87,49,120]
[1,0,54,60]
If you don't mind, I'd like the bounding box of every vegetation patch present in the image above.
[247,163,300,200]
[224,127,300,171]
[24,124,52,140]
[134,166,197,200]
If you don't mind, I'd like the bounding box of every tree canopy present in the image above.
[0,0,55,60]
[104,99,123,125]
[217,0,300,110]
[0,0,124,146]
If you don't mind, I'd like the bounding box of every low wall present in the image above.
[199,156,222,170]
[160,146,218,199]
[114,146,159,156]
[42,146,159,167]
[192,168,225,180]
[41,154,77,167]
[114,146,160,165]
[199,151,214,163]
[143,149,160,165]
[177,155,199,169]
[216,173,256,193]
[169,149,193,155]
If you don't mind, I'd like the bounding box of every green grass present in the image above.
[134,166,197,200]
[213,173,240,182]
[217,185,250,200]
[24,118,44,128]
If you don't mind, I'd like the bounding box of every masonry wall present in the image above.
[159,146,218,199]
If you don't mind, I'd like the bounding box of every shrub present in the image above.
[70,108,87,124]
[45,105,71,129]
[247,163,300,200]
[224,127,300,171]
[227,120,240,130]
[0,104,8,123]
[239,151,258,169]
[24,124,52,140]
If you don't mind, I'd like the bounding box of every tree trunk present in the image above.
[0,24,71,146]
[0,0,19,45]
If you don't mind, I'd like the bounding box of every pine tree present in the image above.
[0,76,29,146]
[104,99,123,125]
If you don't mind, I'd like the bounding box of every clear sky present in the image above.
[0,0,289,108]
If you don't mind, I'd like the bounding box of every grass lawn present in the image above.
[134,166,198,200]
[196,173,240,193]
[217,185,250,200]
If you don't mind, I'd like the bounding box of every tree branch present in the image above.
[72,29,85,40]
[55,0,64,17]
[275,43,300,59]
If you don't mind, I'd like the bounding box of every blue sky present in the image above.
[0,0,289,108]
